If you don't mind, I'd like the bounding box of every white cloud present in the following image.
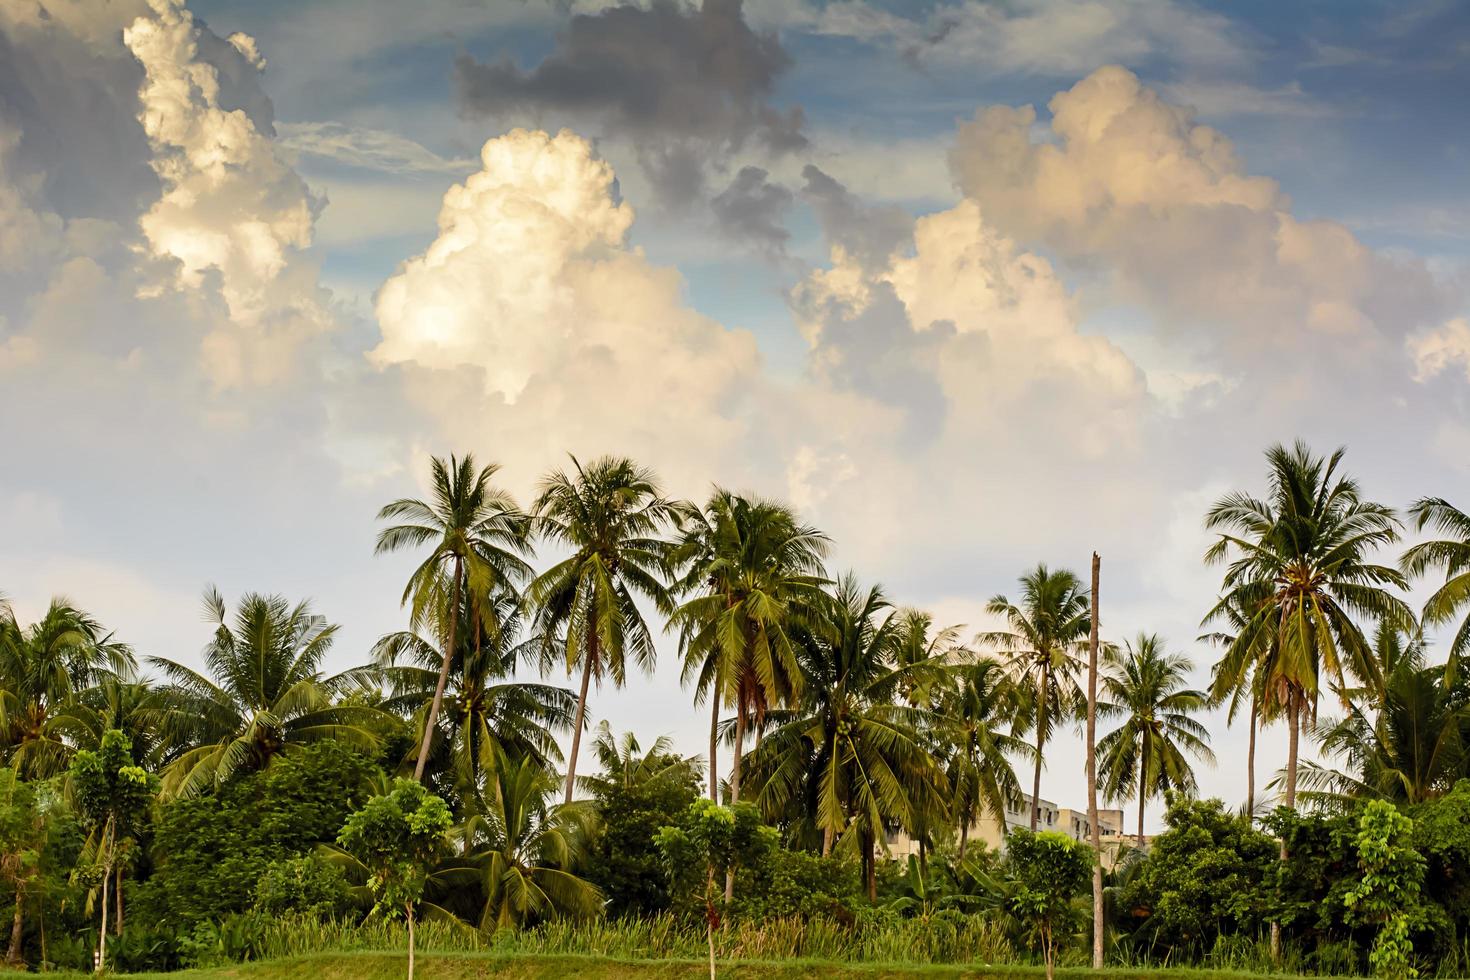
[1410,317,1470,383]
[276,121,475,176]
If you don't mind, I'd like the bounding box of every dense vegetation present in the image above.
[3,442,1470,977]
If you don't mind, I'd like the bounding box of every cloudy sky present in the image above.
[4,0,1469,824]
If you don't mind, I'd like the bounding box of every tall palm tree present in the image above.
[1403,497,1470,656]
[939,657,1030,858]
[528,456,679,804]
[747,578,948,901]
[668,490,828,804]
[373,586,576,813]
[1203,442,1411,814]
[1097,634,1215,846]
[1202,587,1277,817]
[981,565,1090,830]
[150,588,386,797]
[451,748,603,930]
[377,454,532,782]
[0,599,135,777]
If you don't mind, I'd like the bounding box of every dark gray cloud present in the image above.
[800,164,913,270]
[710,165,791,253]
[454,0,804,206]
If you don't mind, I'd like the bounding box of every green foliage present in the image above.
[656,799,776,926]
[253,855,351,919]
[1345,801,1424,979]
[337,778,452,917]
[1410,780,1470,935]
[586,750,700,917]
[1116,795,1275,954]
[1002,829,1092,978]
[136,738,378,927]
[732,847,863,921]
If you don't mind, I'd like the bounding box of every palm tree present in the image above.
[1097,634,1215,846]
[668,490,828,805]
[454,749,603,930]
[981,565,1090,830]
[527,456,679,805]
[0,599,135,777]
[373,586,577,815]
[576,722,702,797]
[376,455,532,782]
[150,588,386,797]
[747,578,948,901]
[1203,442,1411,814]
[1202,587,1276,817]
[1403,497,1470,655]
[939,657,1030,859]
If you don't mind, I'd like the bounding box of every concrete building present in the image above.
[886,792,1135,868]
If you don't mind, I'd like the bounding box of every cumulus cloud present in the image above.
[454,0,804,207]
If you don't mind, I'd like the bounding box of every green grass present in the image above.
[55,950,1331,980]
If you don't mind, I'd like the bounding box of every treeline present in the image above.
[1,442,1469,976]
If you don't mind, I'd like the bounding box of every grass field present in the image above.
[57,950,1322,979]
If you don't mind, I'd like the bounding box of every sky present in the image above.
[3,0,1470,828]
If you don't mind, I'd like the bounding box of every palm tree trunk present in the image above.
[1030,665,1048,831]
[1087,552,1103,972]
[415,554,462,782]
[1271,694,1302,963]
[958,819,969,860]
[1245,694,1258,818]
[6,890,22,968]
[1137,756,1146,849]
[708,680,720,802]
[822,825,833,857]
[114,865,123,935]
[725,699,748,902]
[563,650,595,805]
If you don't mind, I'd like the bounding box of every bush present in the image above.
[585,756,699,917]
[732,846,862,921]
[253,854,351,919]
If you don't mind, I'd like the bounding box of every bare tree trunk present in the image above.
[708,677,720,802]
[725,699,748,902]
[1246,694,1258,818]
[1030,665,1048,831]
[415,555,462,782]
[1271,694,1302,963]
[406,902,415,980]
[958,819,969,861]
[114,865,123,936]
[822,826,833,857]
[6,890,22,968]
[96,851,110,975]
[1087,552,1104,971]
[1137,757,1147,849]
[563,651,595,805]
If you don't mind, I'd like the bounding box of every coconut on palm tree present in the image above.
[981,565,1090,830]
[1096,633,1214,847]
[150,587,386,797]
[376,455,533,782]
[527,456,679,804]
[668,489,828,804]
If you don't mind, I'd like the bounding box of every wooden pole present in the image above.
[1087,552,1104,970]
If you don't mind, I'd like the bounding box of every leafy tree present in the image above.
[1003,829,1092,980]
[669,490,828,804]
[375,454,532,781]
[150,588,386,797]
[747,578,947,901]
[336,778,453,980]
[584,728,702,917]
[982,565,1090,831]
[69,730,156,973]
[373,586,575,813]
[1344,800,1425,980]
[1410,780,1470,941]
[0,770,44,966]
[1097,634,1214,845]
[528,456,679,804]
[0,600,135,777]
[655,800,776,980]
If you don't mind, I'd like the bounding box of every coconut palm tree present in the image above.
[576,723,702,797]
[376,455,533,782]
[150,587,386,797]
[981,565,1090,830]
[747,578,948,901]
[1201,586,1277,817]
[373,586,577,813]
[668,490,828,804]
[1403,497,1470,656]
[527,456,679,805]
[0,599,135,777]
[454,749,602,930]
[1097,634,1215,846]
[939,657,1031,858]
[1203,442,1411,814]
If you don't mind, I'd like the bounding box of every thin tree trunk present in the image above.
[708,676,720,802]
[415,555,462,782]
[406,902,415,980]
[1271,694,1302,963]
[864,828,877,903]
[725,701,748,902]
[1087,552,1104,971]
[958,819,969,861]
[6,889,22,967]
[1246,694,1257,818]
[1137,754,1147,849]
[563,651,595,805]
[96,851,110,975]
[705,866,718,980]
[1030,665,1048,830]
[114,865,123,936]
[822,826,833,857]
[918,834,928,879]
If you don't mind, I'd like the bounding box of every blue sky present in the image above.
[3,0,1469,822]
